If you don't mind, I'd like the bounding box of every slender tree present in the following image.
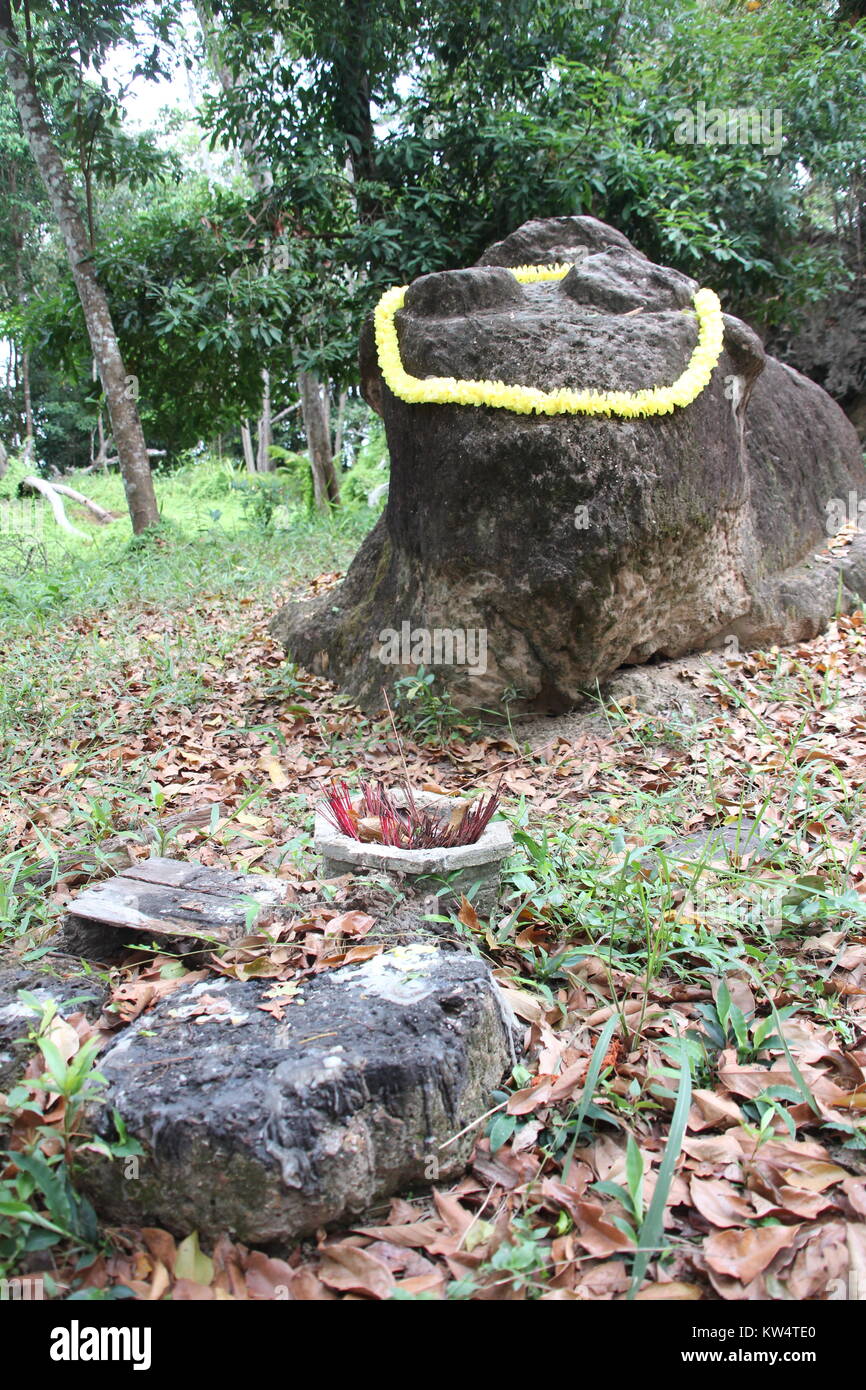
[0,0,159,531]
[298,369,340,507]
[0,99,41,460]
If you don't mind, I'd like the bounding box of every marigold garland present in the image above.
[374,263,724,417]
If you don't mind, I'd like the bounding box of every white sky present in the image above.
[98,5,209,131]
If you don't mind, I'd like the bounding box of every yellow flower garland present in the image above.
[374,263,724,418]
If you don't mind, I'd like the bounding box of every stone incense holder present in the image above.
[314,789,513,915]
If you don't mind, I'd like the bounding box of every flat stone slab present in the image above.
[81,943,517,1244]
[62,856,286,960]
[659,819,775,868]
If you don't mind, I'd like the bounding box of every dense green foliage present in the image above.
[0,0,863,475]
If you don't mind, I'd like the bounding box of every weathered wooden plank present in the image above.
[122,856,283,903]
[67,874,281,946]
[63,857,287,961]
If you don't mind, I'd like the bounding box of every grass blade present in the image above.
[563,1012,619,1180]
[628,1039,692,1298]
[762,992,821,1118]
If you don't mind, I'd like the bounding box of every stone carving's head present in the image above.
[362,216,763,415]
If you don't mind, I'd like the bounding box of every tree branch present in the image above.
[21,475,87,536]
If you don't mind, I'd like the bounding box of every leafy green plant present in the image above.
[0,850,56,942]
[340,438,389,508]
[593,1132,647,1237]
[392,667,477,743]
[588,1043,693,1297]
[229,474,293,529]
[481,1216,551,1297]
[690,980,798,1068]
[443,1215,553,1300]
[0,994,142,1281]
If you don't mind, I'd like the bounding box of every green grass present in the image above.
[0,459,375,632]
[0,459,375,758]
[0,459,378,948]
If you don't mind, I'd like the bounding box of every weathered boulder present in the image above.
[274,216,866,710]
[81,944,516,1244]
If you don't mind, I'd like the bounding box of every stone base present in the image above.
[81,944,518,1245]
[321,856,503,917]
[314,791,513,920]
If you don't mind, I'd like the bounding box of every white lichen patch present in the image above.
[341,943,442,1004]
[0,988,58,1024]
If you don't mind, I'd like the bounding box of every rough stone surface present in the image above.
[659,819,776,868]
[273,215,866,711]
[600,661,718,724]
[81,944,517,1244]
[766,274,866,440]
[0,956,107,1090]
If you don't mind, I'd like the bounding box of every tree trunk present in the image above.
[19,350,33,461]
[240,420,256,473]
[333,389,348,462]
[195,0,273,196]
[321,4,389,316]
[0,3,159,534]
[195,1,338,494]
[298,371,341,509]
[256,368,273,471]
[197,3,278,476]
[11,175,34,459]
[94,410,110,471]
[339,0,382,227]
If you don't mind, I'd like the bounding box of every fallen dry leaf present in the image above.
[318,1243,395,1300]
[704,1223,800,1282]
